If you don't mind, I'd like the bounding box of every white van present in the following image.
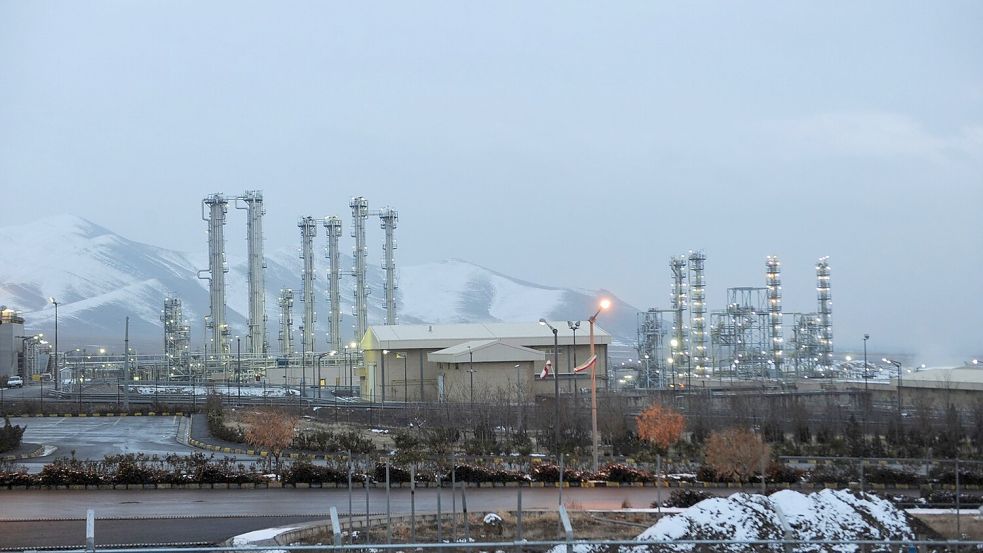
[6,376,23,388]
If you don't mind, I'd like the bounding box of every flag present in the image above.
[573,354,597,373]
[539,359,552,379]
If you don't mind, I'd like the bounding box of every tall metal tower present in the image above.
[298,217,317,355]
[766,256,784,376]
[687,251,707,376]
[162,298,191,379]
[378,207,398,325]
[236,191,267,355]
[350,196,369,342]
[669,256,688,382]
[324,216,343,353]
[636,308,668,388]
[816,256,833,369]
[278,289,294,356]
[199,194,230,365]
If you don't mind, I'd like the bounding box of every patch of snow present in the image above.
[231,526,297,545]
[548,489,915,553]
[483,513,503,525]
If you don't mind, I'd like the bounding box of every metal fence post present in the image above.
[347,453,353,538]
[410,464,417,543]
[436,474,443,543]
[386,458,392,544]
[517,483,523,545]
[656,454,663,515]
[330,506,341,546]
[462,484,470,541]
[85,509,95,553]
[558,505,574,553]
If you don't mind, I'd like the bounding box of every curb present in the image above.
[16,412,186,418]
[0,444,44,462]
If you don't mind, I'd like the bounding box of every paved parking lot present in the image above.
[10,416,195,462]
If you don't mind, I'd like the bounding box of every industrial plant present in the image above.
[158,192,402,394]
[636,252,837,389]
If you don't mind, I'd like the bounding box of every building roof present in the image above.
[898,366,983,390]
[428,340,546,364]
[362,321,611,351]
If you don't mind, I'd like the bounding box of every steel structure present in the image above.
[161,298,191,379]
[298,217,318,355]
[636,308,669,388]
[378,206,398,325]
[278,289,295,356]
[324,216,343,353]
[765,256,784,376]
[236,191,267,355]
[350,196,369,342]
[816,256,833,369]
[669,256,688,382]
[199,193,230,366]
[688,251,707,376]
[709,287,770,379]
[789,312,823,374]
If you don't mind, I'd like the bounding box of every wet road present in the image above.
[0,486,675,548]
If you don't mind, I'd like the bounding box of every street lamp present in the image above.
[883,357,903,423]
[539,319,561,454]
[48,297,58,391]
[863,334,870,395]
[587,298,610,473]
[397,352,408,403]
[236,336,242,405]
[381,349,389,405]
[467,345,476,410]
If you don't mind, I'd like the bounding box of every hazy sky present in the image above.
[1,2,981,359]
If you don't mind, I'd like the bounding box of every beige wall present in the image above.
[360,344,608,403]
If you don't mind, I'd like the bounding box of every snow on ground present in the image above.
[550,489,915,553]
[230,526,297,546]
[130,385,300,397]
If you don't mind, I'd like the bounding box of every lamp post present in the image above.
[399,353,408,403]
[236,337,242,405]
[863,334,870,395]
[514,363,522,431]
[539,319,560,454]
[381,349,389,406]
[567,321,581,412]
[48,297,59,391]
[883,357,903,427]
[466,346,477,410]
[587,299,611,473]
[300,325,306,399]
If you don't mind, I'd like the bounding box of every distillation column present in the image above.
[278,289,294,356]
[766,256,784,376]
[669,256,688,386]
[379,207,398,325]
[200,194,230,366]
[350,197,369,342]
[299,217,317,354]
[162,298,191,378]
[324,216,343,353]
[816,256,833,369]
[237,191,268,355]
[688,251,707,377]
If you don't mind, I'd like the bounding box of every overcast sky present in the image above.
[1,2,981,359]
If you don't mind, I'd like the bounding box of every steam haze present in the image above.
[1,2,981,361]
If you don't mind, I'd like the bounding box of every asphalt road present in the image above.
[10,416,197,467]
[0,516,324,549]
[0,487,676,548]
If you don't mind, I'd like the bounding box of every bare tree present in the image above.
[705,427,770,484]
[242,408,299,474]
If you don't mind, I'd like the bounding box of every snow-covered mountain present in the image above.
[0,216,640,349]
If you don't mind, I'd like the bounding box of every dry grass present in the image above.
[913,514,983,540]
[305,511,659,546]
